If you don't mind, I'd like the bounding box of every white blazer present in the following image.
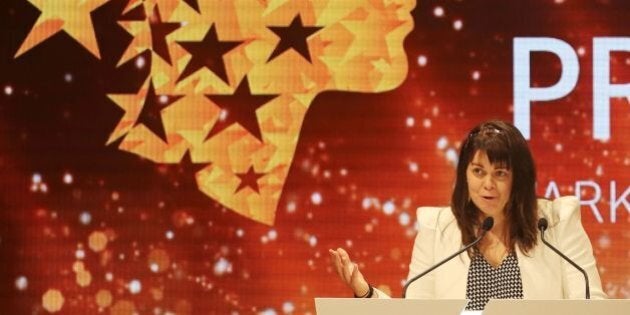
[376,196,606,299]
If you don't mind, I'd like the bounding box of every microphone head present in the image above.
[481,217,494,231]
[538,217,549,231]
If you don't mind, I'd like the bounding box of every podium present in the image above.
[315,298,630,315]
[483,299,630,315]
[314,298,468,315]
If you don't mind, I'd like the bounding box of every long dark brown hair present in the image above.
[451,120,538,255]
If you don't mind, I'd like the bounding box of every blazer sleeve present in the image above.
[403,207,442,298]
[548,196,607,299]
[372,207,441,299]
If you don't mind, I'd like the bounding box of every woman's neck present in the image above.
[484,215,508,244]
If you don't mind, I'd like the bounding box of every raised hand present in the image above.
[328,248,371,297]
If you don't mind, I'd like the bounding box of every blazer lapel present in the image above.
[516,238,564,299]
[434,220,469,298]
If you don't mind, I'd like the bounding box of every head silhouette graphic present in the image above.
[17,0,417,225]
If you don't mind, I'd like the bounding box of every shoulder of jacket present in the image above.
[537,196,580,226]
[415,206,455,230]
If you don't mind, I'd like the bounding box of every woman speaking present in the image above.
[329,120,606,310]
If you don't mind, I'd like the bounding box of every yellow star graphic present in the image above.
[15,0,109,58]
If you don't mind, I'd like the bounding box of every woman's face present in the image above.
[466,150,513,220]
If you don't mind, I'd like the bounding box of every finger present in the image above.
[337,248,350,262]
[342,262,356,286]
[342,259,355,283]
[329,250,343,278]
[333,251,349,282]
[350,263,358,280]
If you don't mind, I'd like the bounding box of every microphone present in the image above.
[402,216,494,298]
[537,218,590,299]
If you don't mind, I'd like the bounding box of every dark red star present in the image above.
[119,3,145,20]
[148,5,180,64]
[183,0,200,13]
[135,79,183,142]
[204,77,278,142]
[176,24,243,84]
[178,150,208,174]
[234,166,265,194]
[267,14,322,62]
[172,150,209,190]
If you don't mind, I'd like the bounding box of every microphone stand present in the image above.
[402,217,493,298]
[539,218,590,299]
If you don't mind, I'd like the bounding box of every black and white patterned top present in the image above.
[465,250,524,310]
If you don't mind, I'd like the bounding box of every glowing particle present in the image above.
[446,148,458,165]
[76,270,92,287]
[259,309,278,315]
[361,197,372,210]
[453,19,463,30]
[308,235,318,247]
[323,170,331,178]
[268,229,277,241]
[365,223,374,233]
[15,276,28,291]
[383,201,395,215]
[286,201,297,213]
[436,136,448,150]
[95,289,112,308]
[417,55,428,67]
[128,279,142,294]
[62,172,73,184]
[409,162,419,173]
[88,231,108,252]
[577,46,586,56]
[423,118,432,128]
[42,289,64,313]
[555,143,563,152]
[64,73,73,83]
[135,56,146,68]
[236,228,245,238]
[472,70,481,81]
[219,109,228,121]
[4,85,13,95]
[75,249,86,259]
[32,173,42,184]
[282,302,295,314]
[147,249,170,273]
[159,95,169,104]
[433,6,444,17]
[79,211,91,225]
[110,300,136,314]
[399,212,411,226]
[310,192,322,205]
[406,116,415,127]
[213,257,232,276]
[165,230,174,240]
[73,261,85,272]
[599,235,611,249]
